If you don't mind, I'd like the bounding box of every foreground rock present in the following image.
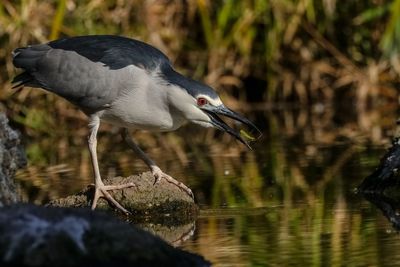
[48,172,198,223]
[0,204,210,267]
[0,113,26,206]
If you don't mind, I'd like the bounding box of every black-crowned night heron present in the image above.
[12,35,260,214]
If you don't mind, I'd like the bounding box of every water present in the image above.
[182,202,400,267]
[14,107,400,266]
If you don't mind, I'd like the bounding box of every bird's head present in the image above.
[188,92,261,149]
[163,67,261,149]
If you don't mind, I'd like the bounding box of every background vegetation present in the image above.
[0,0,399,154]
[1,0,400,108]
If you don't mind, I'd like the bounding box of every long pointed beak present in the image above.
[202,105,262,149]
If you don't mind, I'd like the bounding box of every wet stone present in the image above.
[47,172,199,224]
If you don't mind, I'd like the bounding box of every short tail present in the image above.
[11,45,48,90]
[11,71,35,89]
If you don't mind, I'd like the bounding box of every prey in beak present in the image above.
[201,105,262,149]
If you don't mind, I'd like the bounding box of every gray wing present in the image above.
[12,35,172,113]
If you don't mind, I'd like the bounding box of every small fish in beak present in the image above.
[201,104,262,149]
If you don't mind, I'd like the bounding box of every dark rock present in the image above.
[48,172,198,223]
[358,137,400,193]
[0,113,27,205]
[0,204,210,267]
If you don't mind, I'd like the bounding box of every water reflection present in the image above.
[362,194,400,231]
[14,106,400,266]
[182,202,400,267]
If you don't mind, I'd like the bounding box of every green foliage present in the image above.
[50,0,66,40]
[380,0,400,57]
[1,0,399,106]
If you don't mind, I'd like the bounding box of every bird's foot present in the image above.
[90,182,136,215]
[151,167,194,199]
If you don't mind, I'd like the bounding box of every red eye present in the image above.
[197,97,208,106]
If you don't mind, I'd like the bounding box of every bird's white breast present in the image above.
[100,65,187,132]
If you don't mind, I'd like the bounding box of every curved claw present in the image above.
[90,183,136,214]
[153,175,161,186]
[151,167,194,199]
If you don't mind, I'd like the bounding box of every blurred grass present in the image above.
[1,0,399,103]
[1,0,399,186]
[50,0,67,40]
[0,0,398,128]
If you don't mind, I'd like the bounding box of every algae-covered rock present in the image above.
[48,172,198,223]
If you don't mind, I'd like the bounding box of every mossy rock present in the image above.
[48,172,198,224]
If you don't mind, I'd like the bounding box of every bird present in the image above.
[11,35,261,214]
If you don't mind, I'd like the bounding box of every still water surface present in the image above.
[15,108,400,266]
